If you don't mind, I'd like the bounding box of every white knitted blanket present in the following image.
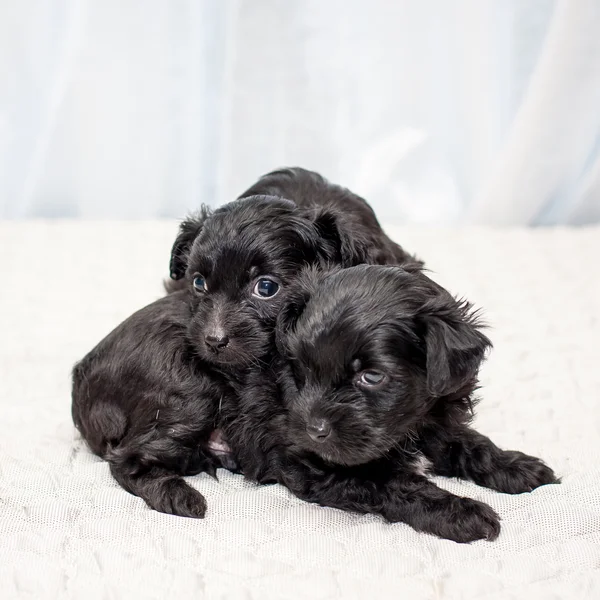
[1,222,598,600]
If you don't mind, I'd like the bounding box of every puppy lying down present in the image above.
[72,262,558,542]
[72,190,350,516]
[71,290,238,517]
[73,186,405,517]
[218,265,558,543]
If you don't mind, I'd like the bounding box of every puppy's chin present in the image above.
[306,444,385,467]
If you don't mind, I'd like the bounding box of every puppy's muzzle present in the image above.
[306,418,332,443]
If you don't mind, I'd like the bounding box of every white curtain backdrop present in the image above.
[1,0,599,224]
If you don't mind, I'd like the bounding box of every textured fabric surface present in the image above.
[0,222,599,599]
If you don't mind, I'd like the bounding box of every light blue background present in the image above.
[1,0,599,224]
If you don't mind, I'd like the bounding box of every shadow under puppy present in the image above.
[72,193,374,515]
[217,265,559,543]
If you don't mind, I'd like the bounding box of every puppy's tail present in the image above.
[108,458,208,518]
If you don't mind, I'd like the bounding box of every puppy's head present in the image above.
[170,195,340,368]
[277,265,492,466]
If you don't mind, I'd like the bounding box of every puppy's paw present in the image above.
[441,498,501,544]
[149,477,208,518]
[491,451,559,494]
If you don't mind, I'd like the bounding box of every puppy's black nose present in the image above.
[306,419,331,443]
[205,335,229,350]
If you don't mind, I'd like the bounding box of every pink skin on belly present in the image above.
[207,429,231,455]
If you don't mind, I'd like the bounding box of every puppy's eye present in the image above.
[253,278,280,298]
[358,370,386,386]
[193,275,208,292]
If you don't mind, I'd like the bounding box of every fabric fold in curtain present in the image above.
[1,0,599,224]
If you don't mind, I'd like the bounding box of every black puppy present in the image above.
[239,167,421,267]
[72,291,237,517]
[217,265,559,543]
[166,167,421,294]
[169,193,416,371]
[72,194,355,515]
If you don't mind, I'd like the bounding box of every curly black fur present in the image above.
[169,190,419,371]
[165,166,422,294]
[239,167,423,267]
[74,185,414,516]
[164,205,213,294]
[71,291,238,517]
[72,172,558,540]
[217,265,559,543]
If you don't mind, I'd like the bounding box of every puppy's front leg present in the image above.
[280,461,500,543]
[420,427,559,494]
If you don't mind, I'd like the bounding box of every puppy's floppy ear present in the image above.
[419,296,492,397]
[169,206,211,280]
[275,266,327,356]
[312,209,369,266]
